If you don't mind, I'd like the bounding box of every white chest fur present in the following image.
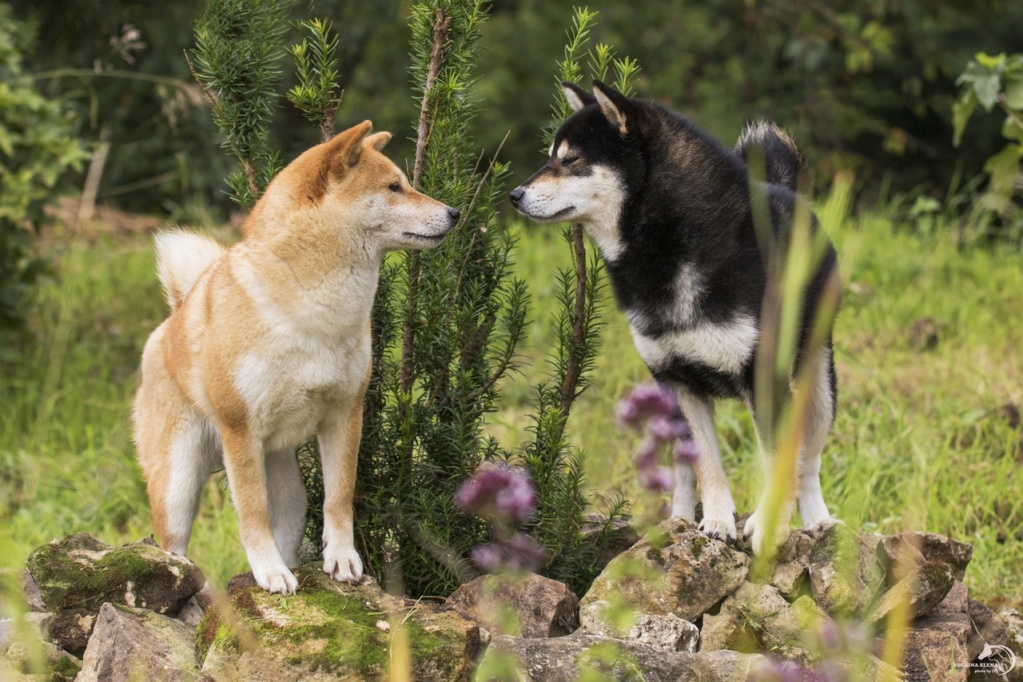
[230,252,376,453]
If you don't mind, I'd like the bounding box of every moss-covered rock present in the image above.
[26,533,205,615]
[700,582,829,662]
[24,533,205,656]
[580,518,749,623]
[197,565,481,681]
[807,525,885,617]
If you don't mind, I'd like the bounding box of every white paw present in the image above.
[250,560,298,594]
[323,544,363,583]
[744,509,790,555]
[803,515,843,533]
[699,515,737,542]
[798,493,838,533]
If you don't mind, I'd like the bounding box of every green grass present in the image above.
[1,202,1021,607]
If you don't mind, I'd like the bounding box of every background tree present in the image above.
[0,3,88,358]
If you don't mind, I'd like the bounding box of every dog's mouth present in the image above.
[402,231,447,243]
[521,205,576,222]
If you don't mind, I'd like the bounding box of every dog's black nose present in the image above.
[448,207,460,223]
[509,188,525,205]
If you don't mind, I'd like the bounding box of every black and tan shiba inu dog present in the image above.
[510,81,840,552]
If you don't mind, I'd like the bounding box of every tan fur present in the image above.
[133,121,458,594]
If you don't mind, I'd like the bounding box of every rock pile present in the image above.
[1,523,1019,681]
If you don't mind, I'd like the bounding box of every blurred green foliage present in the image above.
[5,0,1023,218]
[953,52,1023,242]
[0,3,87,356]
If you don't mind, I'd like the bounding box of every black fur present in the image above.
[520,81,838,406]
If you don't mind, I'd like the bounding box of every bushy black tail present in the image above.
[735,121,803,193]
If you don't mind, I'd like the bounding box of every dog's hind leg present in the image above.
[266,448,308,569]
[744,347,838,551]
[135,380,217,556]
[673,389,737,541]
[796,346,838,531]
[671,463,698,520]
[742,411,795,555]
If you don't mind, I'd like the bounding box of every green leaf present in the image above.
[1004,76,1023,110]
[952,90,976,147]
[1002,116,1023,142]
[973,74,1001,111]
[975,52,1006,71]
[982,143,1023,194]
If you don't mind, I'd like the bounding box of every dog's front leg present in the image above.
[221,427,298,594]
[318,400,364,583]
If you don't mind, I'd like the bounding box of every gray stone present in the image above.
[1000,608,1023,681]
[21,571,45,612]
[46,609,96,657]
[901,609,971,682]
[579,601,699,652]
[769,529,820,597]
[1,638,82,681]
[878,532,973,582]
[581,515,641,574]
[965,600,1013,681]
[198,566,481,681]
[447,573,578,638]
[580,518,749,623]
[77,602,202,681]
[698,582,828,662]
[868,561,955,622]
[808,525,885,616]
[176,583,216,628]
[484,633,763,682]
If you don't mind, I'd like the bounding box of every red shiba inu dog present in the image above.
[134,121,459,593]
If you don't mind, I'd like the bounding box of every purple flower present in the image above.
[648,414,690,441]
[615,382,680,427]
[456,464,536,526]
[752,657,839,682]
[639,466,674,492]
[635,438,659,470]
[471,533,546,573]
[672,437,700,464]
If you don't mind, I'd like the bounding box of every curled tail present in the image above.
[735,121,804,193]
[154,229,225,310]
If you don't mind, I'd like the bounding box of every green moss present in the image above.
[407,620,462,679]
[195,610,223,663]
[26,537,172,612]
[689,535,710,559]
[50,654,82,681]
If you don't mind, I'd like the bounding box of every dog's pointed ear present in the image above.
[562,81,595,112]
[365,131,392,152]
[592,81,633,135]
[328,120,374,166]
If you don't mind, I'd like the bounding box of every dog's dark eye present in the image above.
[389,181,402,192]
[562,156,579,166]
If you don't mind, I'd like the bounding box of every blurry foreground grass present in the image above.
[1,200,1021,605]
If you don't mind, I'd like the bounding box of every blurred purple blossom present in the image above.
[752,658,842,682]
[638,466,674,492]
[617,383,699,495]
[615,382,679,427]
[456,464,536,526]
[673,437,700,464]
[471,533,547,573]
